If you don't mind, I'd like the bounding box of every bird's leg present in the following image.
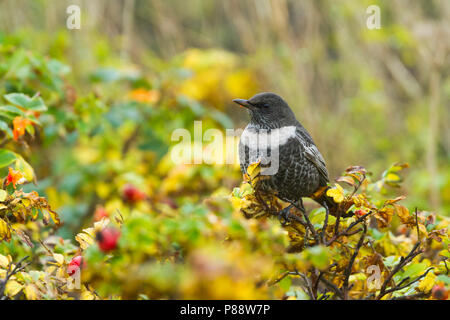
[292,198,306,214]
[292,198,320,244]
[277,204,294,226]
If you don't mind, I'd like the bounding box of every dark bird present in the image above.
[233,92,337,223]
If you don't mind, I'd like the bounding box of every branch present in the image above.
[342,225,367,299]
[379,268,433,298]
[333,209,342,238]
[443,258,449,275]
[327,211,373,246]
[321,203,330,244]
[415,208,420,240]
[391,292,430,300]
[298,271,315,300]
[350,176,366,198]
[121,124,141,156]
[376,241,423,300]
[312,262,337,299]
[290,200,319,244]
[319,277,344,300]
[0,256,30,300]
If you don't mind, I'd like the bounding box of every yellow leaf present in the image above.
[96,182,111,199]
[384,196,406,206]
[326,184,345,203]
[386,173,401,182]
[46,208,60,225]
[5,280,23,297]
[246,161,261,181]
[24,284,38,300]
[393,205,412,224]
[418,271,436,292]
[375,207,395,228]
[53,253,65,266]
[81,288,95,300]
[419,223,428,236]
[75,232,94,250]
[15,157,35,183]
[0,254,10,268]
[93,218,110,232]
[0,218,11,241]
[0,189,7,202]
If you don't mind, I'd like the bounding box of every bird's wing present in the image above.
[295,125,329,184]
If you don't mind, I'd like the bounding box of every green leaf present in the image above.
[0,120,13,138]
[3,93,47,112]
[309,208,336,228]
[436,275,450,285]
[0,149,18,168]
[401,262,427,279]
[278,276,292,291]
[303,246,330,270]
[0,105,25,116]
[90,68,121,83]
[383,256,401,268]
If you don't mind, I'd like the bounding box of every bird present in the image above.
[233,92,337,224]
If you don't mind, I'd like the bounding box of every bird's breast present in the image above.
[240,126,297,150]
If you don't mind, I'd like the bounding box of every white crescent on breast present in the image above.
[240,126,297,150]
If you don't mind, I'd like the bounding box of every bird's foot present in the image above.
[277,205,293,226]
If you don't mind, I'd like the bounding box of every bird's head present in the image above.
[233,92,297,128]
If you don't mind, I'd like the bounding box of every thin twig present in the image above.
[380,268,433,298]
[415,208,420,240]
[297,270,315,300]
[321,203,330,244]
[0,256,30,299]
[350,176,366,198]
[270,271,291,286]
[327,211,373,246]
[377,241,423,300]
[333,209,342,238]
[312,262,337,299]
[319,277,344,300]
[342,225,367,299]
[443,258,449,275]
[391,292,430,300]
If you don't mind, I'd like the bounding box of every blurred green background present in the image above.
[0,0,449,217]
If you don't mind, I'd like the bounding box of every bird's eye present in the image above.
[262,103,270,108]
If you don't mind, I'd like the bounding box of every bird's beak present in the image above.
[232,98,251,108]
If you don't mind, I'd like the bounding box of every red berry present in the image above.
[355,209,367,217]
[432,284,448,300]
[122,184,146,203]
[96,227,121,252]
[67,255,85,276]
[94,206,109,221]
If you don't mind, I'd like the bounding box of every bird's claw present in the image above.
[277,206,293,226]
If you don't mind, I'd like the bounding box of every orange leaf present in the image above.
[129,88,160,103]
[5,167,24,189]
[12,117,32,141]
